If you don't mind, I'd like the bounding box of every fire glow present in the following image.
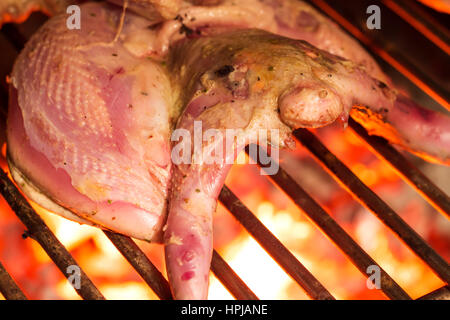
[0,123,448,300]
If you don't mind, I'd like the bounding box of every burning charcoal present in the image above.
[4,0,449,301]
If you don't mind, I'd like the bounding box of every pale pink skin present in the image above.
[8,3,172,241]
[0,0,71,27]
[164,96,247,300]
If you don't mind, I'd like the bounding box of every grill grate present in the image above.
[0,0,449,300]
[293,126,449,283]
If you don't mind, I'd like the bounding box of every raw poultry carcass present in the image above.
[0,0,70,26]
[4,1,450,300]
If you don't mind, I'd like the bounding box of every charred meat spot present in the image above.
[180,25,194,36]
[214,65,235,77]
[141,91,148,96]
[268,65,274,71]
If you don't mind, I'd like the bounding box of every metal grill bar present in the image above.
[248,148,413,300]
[348,118,450,218]
[0,168,105,300]
[211,250,259,300]
[219,186,335,300]
[293,128,450,284]
[0,260,27,300]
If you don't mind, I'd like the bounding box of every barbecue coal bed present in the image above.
[0,0,449,300]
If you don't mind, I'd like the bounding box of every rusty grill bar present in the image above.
[0,0,449,300]
[0,260,27,300]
